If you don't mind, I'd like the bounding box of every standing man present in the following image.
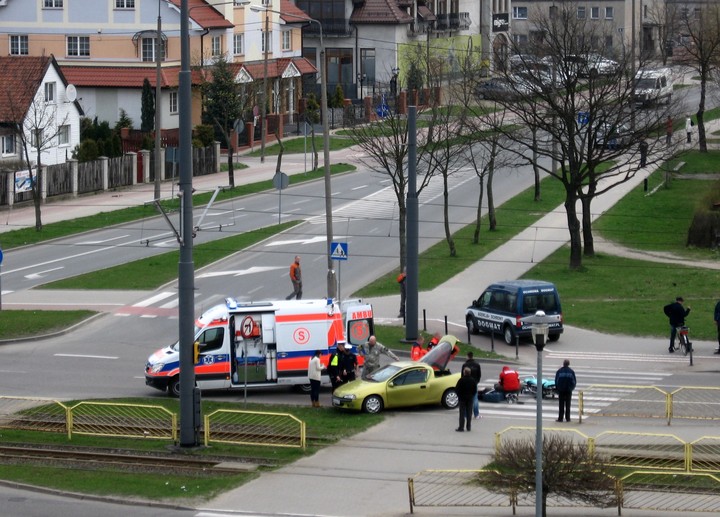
[359,335,399,379]
[664,296,691,353]
[307,350,323,407]
[462,352,482,420]
[555,359,576,422]
[713,299,720,354]
[411,335,427,361]
[455,367,477,432]
[665,116,673,145]
[397,269,407,319]
[286,255,302,300]
[685,117,693,144]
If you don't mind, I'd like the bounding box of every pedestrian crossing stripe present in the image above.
[330,242,348,260]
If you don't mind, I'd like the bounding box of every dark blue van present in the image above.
[465,280,563,345]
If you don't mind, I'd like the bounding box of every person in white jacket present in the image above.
[686,117,694,144]
[308,350,323,407]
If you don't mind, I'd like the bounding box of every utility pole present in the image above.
[154,1,162,201]
[260,10,269,163]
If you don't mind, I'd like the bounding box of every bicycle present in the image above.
[674,326,692,356]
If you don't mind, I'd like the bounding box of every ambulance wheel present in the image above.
[362,395,384,414]
[294,384,312,393]
[168,377,181,398]
[442,388,459,409]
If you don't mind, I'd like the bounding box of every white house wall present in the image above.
[23,65,81,166]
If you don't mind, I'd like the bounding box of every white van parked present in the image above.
[634,68,674,106]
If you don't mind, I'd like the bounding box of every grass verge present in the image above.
[0,163,354,251]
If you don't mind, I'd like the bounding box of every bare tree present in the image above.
[480,3,680,269]
[677,2,720,152]
[478,435,618,517]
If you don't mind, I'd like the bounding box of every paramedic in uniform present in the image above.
[359,335,399,379]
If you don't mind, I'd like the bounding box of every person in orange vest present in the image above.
[410,335,427,361]
[427,332,441,351]
[286,255,302,300]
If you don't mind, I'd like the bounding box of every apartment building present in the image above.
[0,0,312,131]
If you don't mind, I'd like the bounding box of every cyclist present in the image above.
[664,296,691,353]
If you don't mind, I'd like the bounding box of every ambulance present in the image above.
[145,298,373,397]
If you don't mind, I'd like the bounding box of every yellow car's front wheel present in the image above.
[362,394,384,414]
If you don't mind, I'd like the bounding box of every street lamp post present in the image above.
[251,5,335,298]
[524,310,553,517]
[155,0,163,201]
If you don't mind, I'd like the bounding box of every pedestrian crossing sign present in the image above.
[330,242,348,261]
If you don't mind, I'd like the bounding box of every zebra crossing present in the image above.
[476,366,672,421]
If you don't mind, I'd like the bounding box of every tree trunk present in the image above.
[488,155,496,230]
[33,147,43,231]
[227,148,235,188]
[580,192,595,257]
[442,172,456,256]
[532,128,541,201]
[565,187,583,269]
[310,129,319,170]
[698,70,707,152]
[398,203,407,275]
[473,175,485,244]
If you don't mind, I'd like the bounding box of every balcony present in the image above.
[434,12,470,31]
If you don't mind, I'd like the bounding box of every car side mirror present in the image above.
[388,381,395,388]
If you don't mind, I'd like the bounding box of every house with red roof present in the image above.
[0,55,83,167]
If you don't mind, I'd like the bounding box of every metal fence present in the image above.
[204,409,305,448]
[408,468,720,514]
[0,397,303,448]
[578,385,720,425]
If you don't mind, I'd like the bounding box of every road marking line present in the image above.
[133,292,175,307]
[54,354,118,360]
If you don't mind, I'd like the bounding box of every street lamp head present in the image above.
[249,4,266,12]
[524,309,552,352]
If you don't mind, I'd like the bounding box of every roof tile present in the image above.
[0,55,51,123]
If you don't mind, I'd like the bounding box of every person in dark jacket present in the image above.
[554,359,577,422]
[462,352,482,419]
[455,367,477,432]
[665,296,691,353]
[713,299,720,354]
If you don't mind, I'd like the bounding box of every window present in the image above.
[512,6,527,19]
[261,30,272,53]
[10,35,29,55]
[44,0,63,7]
[577,6,586,19]
[233,33,244,55]
[58,125,70,146]
[605,7,613,19]
[141,37,165,62]
[513,33,528,45]
[115,0,134,8]
[1,134,15,156]
[67,36,90,57]
[360,48,375,83]
[211,36,221,57]
[549,5,558,18]
[281,30,291,51]
[233,0,247,5]
[31,128,43,147]
[605,35,613,49]
[591,7,599,19]
[169,91,178,114]
[44,82,56,103]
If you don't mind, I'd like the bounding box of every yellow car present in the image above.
[331,336,461,414]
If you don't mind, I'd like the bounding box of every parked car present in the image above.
[475,77,532,101]
[634,68,674,106]
[331,337,461,414]
[466,280,563,345]
[595,122,631,149]
[585,54,619,77]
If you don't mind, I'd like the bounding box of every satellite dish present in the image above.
[66,84,77,102]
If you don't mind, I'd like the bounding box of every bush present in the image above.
[194,124,215,147]
[687,180,720,248]
[75,140,99,162]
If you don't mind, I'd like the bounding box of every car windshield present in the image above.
[170,323,203,352]
[367,364,402,382]
[636,78,657,89]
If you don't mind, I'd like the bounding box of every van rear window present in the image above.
[523,293,559,314]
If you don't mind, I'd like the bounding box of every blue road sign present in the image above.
[330,242,348,261]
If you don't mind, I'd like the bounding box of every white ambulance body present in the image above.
[145,298,373,397]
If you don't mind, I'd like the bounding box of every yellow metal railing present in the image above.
[204,409,305,448]
[67,401,177,441]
